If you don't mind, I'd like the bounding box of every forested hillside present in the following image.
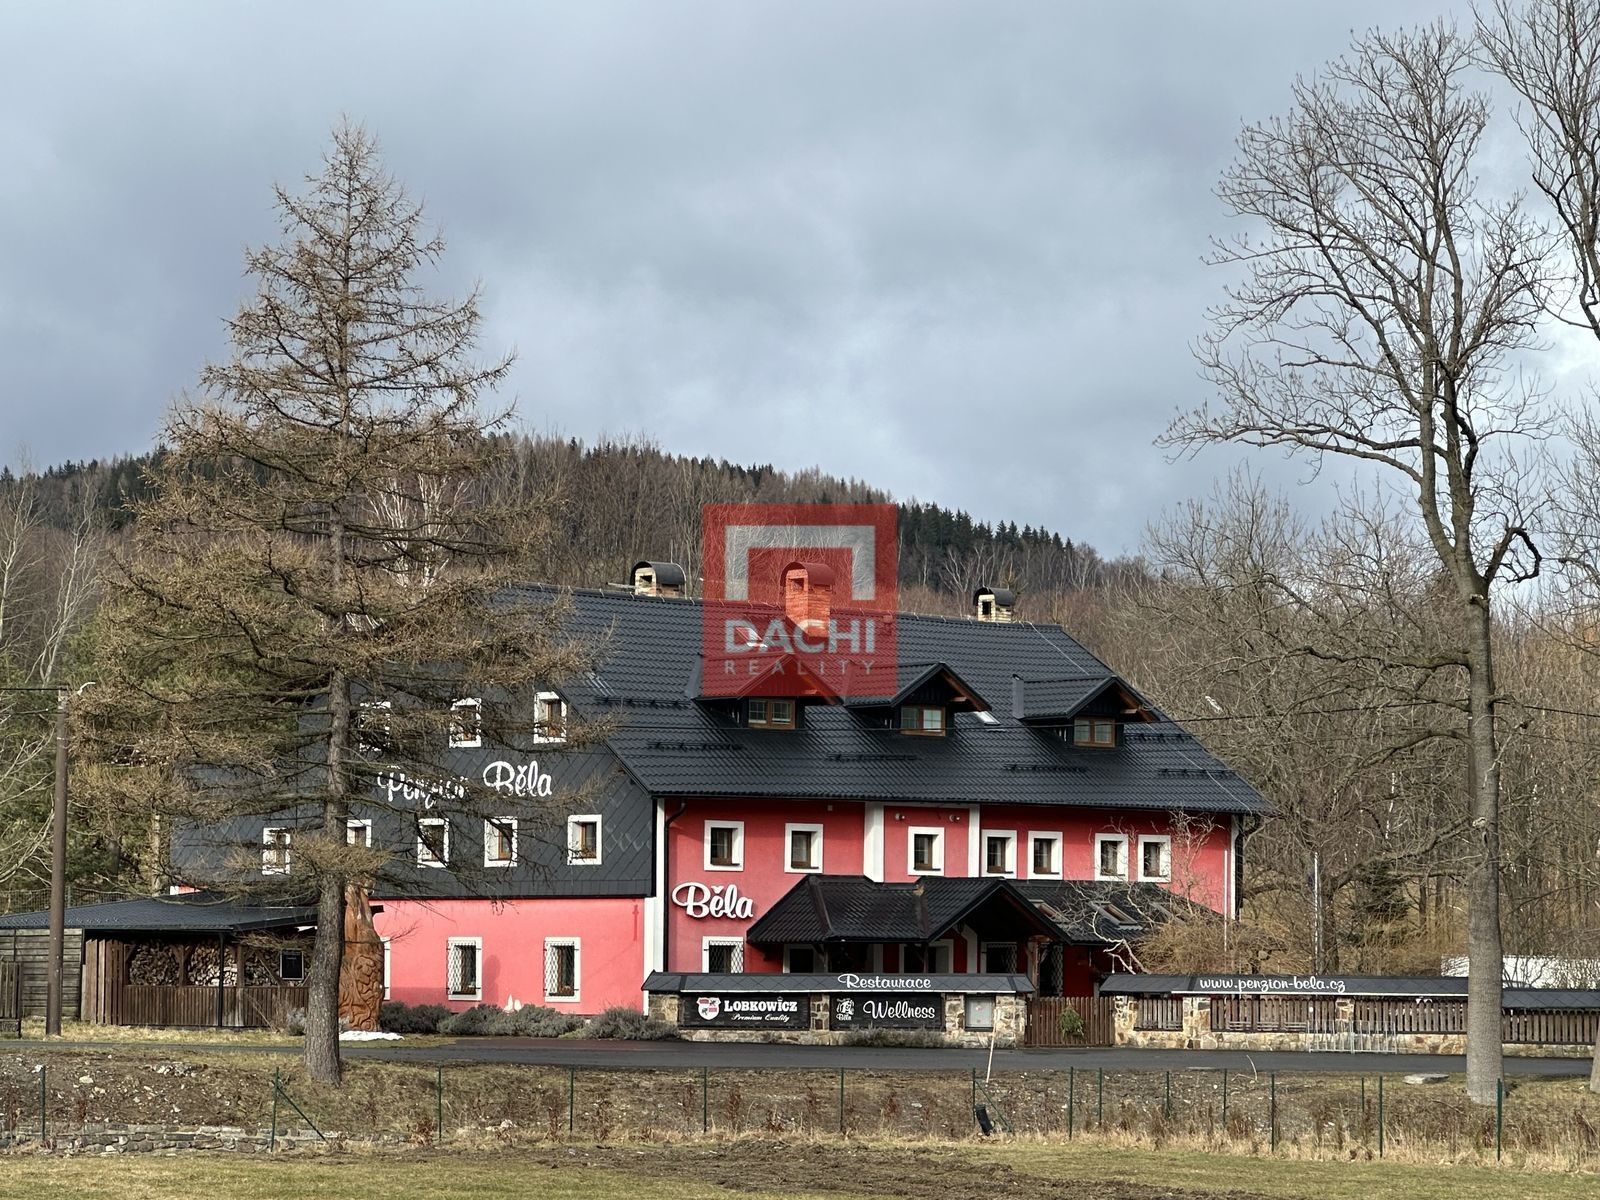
[4,442,1600,985]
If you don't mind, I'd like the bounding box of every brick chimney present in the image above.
[632,560,686,598]
[783,561,834,639]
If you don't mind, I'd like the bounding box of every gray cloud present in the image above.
[2,0,1454,553]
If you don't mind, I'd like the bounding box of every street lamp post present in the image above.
[46,691,68,1036]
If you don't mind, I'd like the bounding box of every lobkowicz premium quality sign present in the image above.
[680,993,808,1030]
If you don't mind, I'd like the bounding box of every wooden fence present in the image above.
[1503,1008,1599,1046]
[1132,996,1183,1031]
[0,929,83,1020]
[1025,995,1117,1046]
[0,961,20,1036]
[112,984,304,1029]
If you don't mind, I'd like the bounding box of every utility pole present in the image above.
[1311,850,1323,975]
[46,688,68,1036]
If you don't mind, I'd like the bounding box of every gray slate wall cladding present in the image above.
[170,746,656,900]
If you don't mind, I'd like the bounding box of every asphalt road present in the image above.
[352,1038,1590,1076]
[41,1036,1590,1076]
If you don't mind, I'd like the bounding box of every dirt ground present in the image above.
[498,1143,1282,1200]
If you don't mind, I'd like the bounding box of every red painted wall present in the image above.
[974,805,1232,912]
[665,799,865,973]
[375,896,644,1014]
[880,805,975,880]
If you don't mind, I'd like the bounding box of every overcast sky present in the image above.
[1,1,1499,555]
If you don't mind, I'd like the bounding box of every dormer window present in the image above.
[1073,717,1116,747]
[899,705,946,736]
[746,698,796,730]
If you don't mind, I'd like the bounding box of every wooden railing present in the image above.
[1132,996,1183,1031]
[1025,996,1117,1046]
[113,984,304,1029]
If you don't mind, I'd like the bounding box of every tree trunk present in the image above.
[1464,598,1505,1105]
[302,858,346,1084]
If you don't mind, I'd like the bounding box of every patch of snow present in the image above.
[339,1030,402,1041]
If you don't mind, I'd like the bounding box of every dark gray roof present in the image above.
[1100,973,1600,1008]
[1012,675,1142,722]
[0,892,317,934]
[1013,880,1183,943]
[746,875,1061,945]
[644,971,1033,994]
[519,586,1264,814]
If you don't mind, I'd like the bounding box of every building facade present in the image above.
[173,567,1266,1015]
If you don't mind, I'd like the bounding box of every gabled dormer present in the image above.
[845,661,989,737]
[1011,673,1155,746]
[686,651,839,731]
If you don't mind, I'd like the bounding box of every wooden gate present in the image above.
[1025,995,1117,1046]
[0,961,20,1037]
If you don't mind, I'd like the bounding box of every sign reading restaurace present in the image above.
[829,991,943,1031]
[681,993,808,1029]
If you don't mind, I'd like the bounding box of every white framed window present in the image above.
[1028,832,1063,879]
[346,818,373,847]
[704,820,745,871]
[567,814,602,865]
[381,937,392,1000]
[1138,834,1172,882]
[544,938,580,1002]
[785,822,824,873]
[278,949,305,982]
[417,817,450,868]
[702,937,745,973]
[446,937,481,1000]
[1095,833,1129,881]
[982,830,1016,876]
[484,817,518,867]
[449,697,482,748]
[534,691,568,743]
[356,699,391,753]
[262,827,291,875]
[908,826,944,875]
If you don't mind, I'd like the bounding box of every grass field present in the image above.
[0,1142,1593,1200]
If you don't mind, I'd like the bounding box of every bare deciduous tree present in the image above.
[1165,24,1551,1103]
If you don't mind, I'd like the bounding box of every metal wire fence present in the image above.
[3,1061,1599,1167]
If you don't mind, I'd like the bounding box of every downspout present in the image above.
[660,799,689,973]
[1233,814,1263,920]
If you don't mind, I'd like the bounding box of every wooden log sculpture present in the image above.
[338,885,384,1031]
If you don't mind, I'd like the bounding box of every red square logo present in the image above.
[701,503,898,699]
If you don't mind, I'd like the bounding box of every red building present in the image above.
[177,567,1265,1015]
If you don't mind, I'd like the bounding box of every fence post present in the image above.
[1221,1068,1228,1133]
[567,1066,575,1136]
[1067,1066,1074,1138]
[269,1067,278,1152]
[1377,1074,1384,1158]
[1164,1070,1172,1120]
[38,1063,45,1142]
[701,1066,708,1134]
[838,1067,845,1135]
[1495,1077,1503,1162]
[435,1066,443,1147]
[1269,1072,1277,1152]
[1096,1067,1104,1130]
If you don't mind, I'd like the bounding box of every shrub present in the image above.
[581,1005,679,1040]
[837,1028,949,1049]
[379,1001,451,1035]
[501,1004,584,1038]
[1059,1008,1086,1040]
[438,1003,505,1036]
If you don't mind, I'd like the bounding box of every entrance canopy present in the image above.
[746,875,1062,947]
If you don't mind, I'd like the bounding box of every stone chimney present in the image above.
[974,586,1016,622]
[783,561,834,638]
[632,560,686,598]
